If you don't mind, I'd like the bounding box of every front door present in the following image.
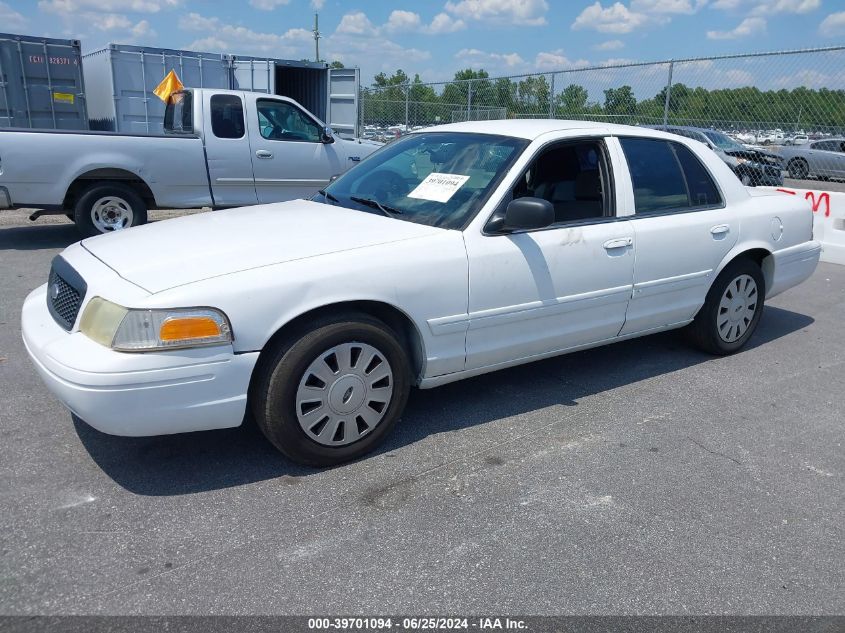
[463,137,635,371]
[250,98,346,203]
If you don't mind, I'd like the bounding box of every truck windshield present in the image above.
[320,132,528,230]
[703,130,745,152]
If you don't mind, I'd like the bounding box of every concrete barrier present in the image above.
[763,186,845,266]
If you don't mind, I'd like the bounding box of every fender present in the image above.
[712,239,775,296]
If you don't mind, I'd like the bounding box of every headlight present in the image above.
[79,297,232,352]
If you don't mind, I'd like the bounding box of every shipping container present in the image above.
[0,32,87,130]
[83,43,360,137]
[229,56,360,137]
[83,44,229,134]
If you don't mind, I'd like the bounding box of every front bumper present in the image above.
[22,284,259,436]
[768,240,821,299]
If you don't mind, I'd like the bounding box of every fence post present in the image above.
[662,60,674,126]
[549,73,555,119]
[467,80,473,119]
[405,82,410,129]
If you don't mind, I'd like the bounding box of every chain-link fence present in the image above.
[359,46,845,180]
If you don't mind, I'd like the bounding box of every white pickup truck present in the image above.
[0,88,381,235]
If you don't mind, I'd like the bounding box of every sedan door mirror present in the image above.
[321,126,335,144]
[486,197,555,233]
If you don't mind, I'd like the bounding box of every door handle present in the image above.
[603,237,633,250]
[710,224,730,236]
[255,150,273,159]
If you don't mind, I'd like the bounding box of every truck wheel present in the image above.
[787,158,809,180]
[685,258,765,356]
[74,183,147,237]
[251,313,411,467]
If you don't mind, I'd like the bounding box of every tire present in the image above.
[250,313,412,467]
[685,258,765,356]
[787,158,809,180]
[73,182,147,237]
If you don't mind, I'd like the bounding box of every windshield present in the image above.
[703,130,745,152]
[319,132,528,229]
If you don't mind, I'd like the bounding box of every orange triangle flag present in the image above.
[153,69,184,103]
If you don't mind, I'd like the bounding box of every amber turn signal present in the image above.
[160,316,222,341]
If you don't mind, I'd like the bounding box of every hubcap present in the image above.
[295,342,394,447]
[91,196,134,232]
[717,274,758,343]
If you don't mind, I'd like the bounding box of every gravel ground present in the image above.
[0,211,843,616]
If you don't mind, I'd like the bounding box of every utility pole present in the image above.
[313,13,321,62]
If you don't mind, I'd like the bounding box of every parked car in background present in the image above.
[652,125,783,186]
[778,138,845,180]
[23,121,819,466]
[0,88,381,236]
[784,134,809,146]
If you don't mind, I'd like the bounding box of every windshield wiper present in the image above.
[317,189,340,204]
[349,196,403,217]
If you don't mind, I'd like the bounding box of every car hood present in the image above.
[81,200,443,293]
[725,148,782,165]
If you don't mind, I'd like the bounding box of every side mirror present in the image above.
[321,126,335,144]
[486,197,554,233]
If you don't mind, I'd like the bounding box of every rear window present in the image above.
[164,91,192,134]
[620,137,722,214]
[210,94,245,139]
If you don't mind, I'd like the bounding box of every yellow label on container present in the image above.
[53,92,74,104]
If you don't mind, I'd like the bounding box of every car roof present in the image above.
[415,119,695,142]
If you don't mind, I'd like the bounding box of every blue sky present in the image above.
[3,0,844,85]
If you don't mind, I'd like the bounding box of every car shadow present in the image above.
[74,305,814,496]
[0,223,80,251]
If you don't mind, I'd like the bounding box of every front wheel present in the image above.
[787,158,809,180]
[73,182,147,237]
[685,258,765,355]
[251,314,412,466]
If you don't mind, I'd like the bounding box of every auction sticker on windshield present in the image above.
[408,172,470,203]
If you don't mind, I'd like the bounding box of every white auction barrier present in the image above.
[762,186,845,266]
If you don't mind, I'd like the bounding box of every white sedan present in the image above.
[22,121,821,466]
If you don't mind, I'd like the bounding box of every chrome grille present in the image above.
[47,258,86,331]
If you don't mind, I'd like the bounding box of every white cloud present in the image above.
[707,16,766,39]
[572,2,664,33]
[774,69,833,89]
[89,13,132,30]
[749,0,820,14]
[39,0,180,14]
[311,0,325,8]
[819,12,845,36]
[444,0,548,26]
[384,10,422,32]
[249,0,290,9]
[180,12,313,56]
[453,47,591,75]
[594,39,625,50]
[336,11,379,36]
[383,10,466,34]
[1,1,28,29]
[631,0,703,13]
[710,0,742,8]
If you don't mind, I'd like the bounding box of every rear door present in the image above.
[248,96,345,203]
[327,67,359,138]
[615,136,738,335]
[202,91,258,206]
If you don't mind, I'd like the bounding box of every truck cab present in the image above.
[166,88,379,206]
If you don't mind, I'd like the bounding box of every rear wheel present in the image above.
[685,258,765,355]
[251,314,411,466]
[73,182,147,237]
[787,158,809,180]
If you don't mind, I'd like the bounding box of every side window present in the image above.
[620,138,722,214]
[812,141,835,151]
[673,142,722,208]
[210,94,244,139]
[511,139,611,225]
[256,100,321,142]
[620,138,688,213]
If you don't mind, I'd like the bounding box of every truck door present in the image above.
[248,96,345,203]
[203,91,258,206]
[328,67,360,138]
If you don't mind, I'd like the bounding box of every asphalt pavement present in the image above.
[0,214,843,615]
